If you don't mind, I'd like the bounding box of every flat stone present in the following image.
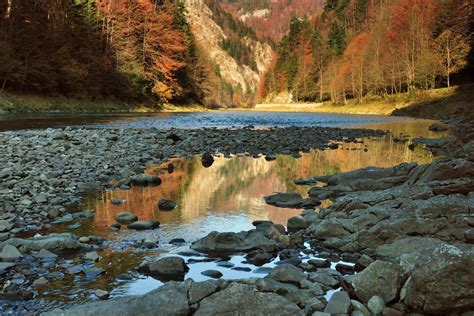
[95,289,109,300]
[195,283,303,315]
[0,262,15,272]
[266,264,306,284]
[0,244,22,261]
[84,251,100,262]
[189,280,219,304]
[201,270,223,279]
[0,220,14,232]
[33,277,49,288]
[158,199,177,211]
[82,268,105,279]
[128,220,160,230]
[45,280,191,316]
[324,291,351,314]
[114,212,138,225]
[35,249,58,258]
[139,256,189,281]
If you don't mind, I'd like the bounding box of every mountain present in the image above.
[219,0,324,41]
[183,0,273,107]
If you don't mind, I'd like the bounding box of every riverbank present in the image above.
[254,87,458,115]
[0,93,207,113]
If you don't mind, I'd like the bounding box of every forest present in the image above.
[261,0,473,103]
[0,0,255,107]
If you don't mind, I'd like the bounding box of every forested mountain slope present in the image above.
[261,0,474,103]
[184,0,273,106]
[0,0,273,108]
[219,0,324,41]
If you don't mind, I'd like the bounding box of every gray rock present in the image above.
[351,299,371,316]
[114,212,138,225]
[404,244,474,313]
[0,244,22,261]
[347,260,403,304]
[84,251,100,262]
[191,230,276,253]
[158,199,176,211]
[312,313,330,316]
[308,270,339,288]
[189,280,219,304]
[3,233,82,251]
[264,192,305,208]
[33,277,49,288]
[129,174,162,186]
[82,268,105,279]
[35,249,58,258]
[139,256,189,281]
[127,220,160,230]
[375,237,448,258]
[287,216,308,232]
[201,269,223,279]
[324,291,351,314]
[45,280,191,316]
[95,289,109,300]
[367,296,385,315]
[266,264,306,284]
[201,152,214,168]
[0,220,14,232]
[195,283,303,315]
[0,262,15,272]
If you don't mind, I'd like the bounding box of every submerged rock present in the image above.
[129,174,162,186]
[2,233,83,252]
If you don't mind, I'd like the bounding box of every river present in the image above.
[0,111,444,313]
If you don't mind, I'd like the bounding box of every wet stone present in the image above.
[201,270,223,279]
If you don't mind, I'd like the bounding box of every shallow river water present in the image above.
[0,112,444,313]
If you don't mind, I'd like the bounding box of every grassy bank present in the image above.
[251,87,459,116]
[0,93,207,113]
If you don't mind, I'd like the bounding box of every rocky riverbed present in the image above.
[42,135,474,315]
[1,121,472,315]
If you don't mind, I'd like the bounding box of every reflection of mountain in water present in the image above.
[88,128,435,230]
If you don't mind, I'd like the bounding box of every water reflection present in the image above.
[28,119,442,310]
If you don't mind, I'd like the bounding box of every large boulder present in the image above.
[3,233,83,252]
[194,283,303,315]
[346,260,403,304]
[375,237,447,259]
[191,230,276,253]
[403,244,474,313]
[45,280,191,316]
[139,256,189,281]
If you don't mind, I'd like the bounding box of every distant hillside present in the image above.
[219,0,324,41]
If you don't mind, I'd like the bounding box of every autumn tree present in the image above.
[434,29,470,87]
